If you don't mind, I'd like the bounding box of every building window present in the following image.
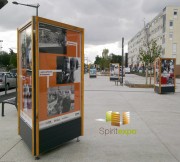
[162,48,165,56]
[170,21,173,29]
[172,43,177,53]
[172,54,176,58]
[162,35,165,44]
[174,10,178,18]
[169,32,173,40]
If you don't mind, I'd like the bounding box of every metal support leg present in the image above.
[77,137,80,142]
[35,156,40,160]
[2,102,5,117]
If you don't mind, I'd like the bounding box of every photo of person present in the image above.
[161,59,175,85]
[56,56,81,84]
[47,85,74,116]
[39,23,67,54]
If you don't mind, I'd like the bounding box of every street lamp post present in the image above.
[12,1,40,16]
[0,40,3,52]
[121,37,124,85]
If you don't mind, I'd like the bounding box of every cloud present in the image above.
[142,0,180,14]
[0,0,143,45]
[0,0,180,60]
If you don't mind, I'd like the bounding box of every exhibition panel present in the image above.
[17,16,84,157]
[154,57,176,94]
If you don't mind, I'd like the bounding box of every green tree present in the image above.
[111,54,122,64]
[102,48,109,58]
[0,51,10,67]
[94,55,101,65]
[9,48,17,68]
[99,57,110,70]
[139,40,161,84]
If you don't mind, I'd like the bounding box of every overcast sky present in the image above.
[0,0,180,62]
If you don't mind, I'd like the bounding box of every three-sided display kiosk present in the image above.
[89,64,97,78]
[17,16,84,158]
[154,57,176,94]
[110,63,119,81]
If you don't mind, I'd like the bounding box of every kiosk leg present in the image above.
[35,156,40,160]
[77,137,80,142]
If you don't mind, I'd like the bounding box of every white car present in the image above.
[0,72,17,90]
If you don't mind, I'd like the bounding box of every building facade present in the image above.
[128,6,180,75]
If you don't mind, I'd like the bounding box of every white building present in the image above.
[128,6,180,75]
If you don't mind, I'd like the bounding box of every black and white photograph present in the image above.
[39,23,67,54]
[110,64,119,80]
[47,85,74,116]
[20,25,32,69]
[56,56,81,84]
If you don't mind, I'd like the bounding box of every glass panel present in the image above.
[161,59,175,86]
[38,23,82,130]
[19,25,33,127]
[173,43,177,53]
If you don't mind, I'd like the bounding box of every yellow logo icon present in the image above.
[106,111,130,127]
[123,112,130,125]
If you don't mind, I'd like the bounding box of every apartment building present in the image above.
[128,6,180,75]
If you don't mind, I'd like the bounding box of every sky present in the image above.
[0,0,180,62]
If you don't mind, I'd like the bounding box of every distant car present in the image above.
[0,72,17,90]
[10,68,17,77]
[125,67,130,74]
[138,67,143,73]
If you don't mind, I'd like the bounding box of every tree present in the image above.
[0,49,17,71]
[111,54,122,64]
[0,51,10,67]
[102,48,109,58]
[99,57,110,70]
[9,48,17,68]
[94,55,101,65]
[139,40,161,84]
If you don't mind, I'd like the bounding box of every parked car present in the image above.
[0,72,17,90]
[138,67,143,73]
[125,67,130,74]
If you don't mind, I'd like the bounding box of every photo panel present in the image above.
[161,59,175,85]
[47,85,74,116]
[56,56,81,84]
[39,23,67,54]
[110,63,119,80]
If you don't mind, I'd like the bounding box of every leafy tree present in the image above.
[111,54,122,64]
[99,57,110,70]
[9,48,17,68]
[102,48,109,58]
[0,51,10,67]
[0,49,17,71]
[139,40,161,84]
[94,55,101,65]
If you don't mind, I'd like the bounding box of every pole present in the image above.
[122,37,124,85]
[5,74,7,95]
[36,7,38,16]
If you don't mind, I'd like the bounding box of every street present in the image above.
[0,74,180,162]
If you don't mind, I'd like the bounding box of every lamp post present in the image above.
[0,40,3,52]
[12,1,40,16]
[121,37,124,85]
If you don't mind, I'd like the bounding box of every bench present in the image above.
[1,97,17,117]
